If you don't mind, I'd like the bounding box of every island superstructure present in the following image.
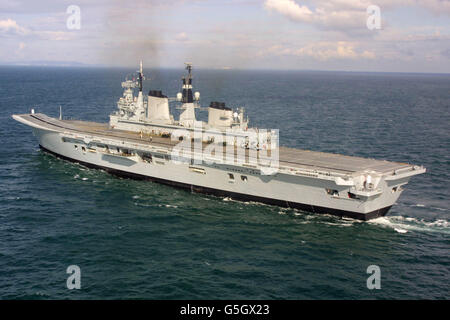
[12,62,426,220]
[109,62,268,149]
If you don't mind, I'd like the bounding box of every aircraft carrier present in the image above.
[12,62,426,220]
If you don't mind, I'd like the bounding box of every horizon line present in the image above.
[1,63,449,76]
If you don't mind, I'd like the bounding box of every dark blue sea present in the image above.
[0,66,448,299]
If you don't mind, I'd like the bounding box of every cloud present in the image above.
[264,0,369,31]
[259,41,376,60]
[0,18,29,35]
[0,18,73,41]
[264,0,313,22]
[418,0,450,15]
[264,0,450,32]
[0,19,72,41]
[376,27,450,43]
[175,32,188,41]
[36,31,73,41]
[0,1,448,72]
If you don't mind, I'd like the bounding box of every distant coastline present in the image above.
[1,63,450,76]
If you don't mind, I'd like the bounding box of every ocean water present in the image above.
[0,66,448,299]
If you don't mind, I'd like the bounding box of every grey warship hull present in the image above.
[13,113,426,221]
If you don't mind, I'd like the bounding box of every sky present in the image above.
[0,0,449,72]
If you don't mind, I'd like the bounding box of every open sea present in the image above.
[0,66,448,299]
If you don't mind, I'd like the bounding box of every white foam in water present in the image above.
[370,216,450,234]
[5,196,20,200]
[431,207,448,212]
[134,202,156,208]
[132,195,140,199]
[322,221,355,227]
[82,177,88,181]
[426,219,449,228]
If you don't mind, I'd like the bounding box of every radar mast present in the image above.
[182,62,194,103]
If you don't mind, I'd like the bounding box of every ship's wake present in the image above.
[369,215,449,234]
[277,205,449,234]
